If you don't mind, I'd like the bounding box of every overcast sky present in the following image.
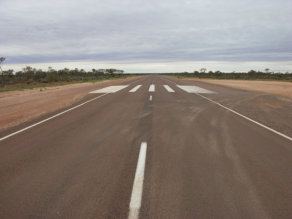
[1,0,292,72]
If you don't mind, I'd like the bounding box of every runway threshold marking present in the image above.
[128,142,147,219]
[89,85,128,93]
[177,85,214,94]
[163,85,175,92]
[164,77,292,142]
[0,78,145,142]
[149,84,155,92]
[129,85,142,93]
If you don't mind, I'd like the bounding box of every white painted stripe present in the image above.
[148,84,155,92]
[128,142,147,219]
[177,85,214,94]
[129,85,142,93]
[149,95,152,101]
[90,85,128,93]
[163,77,292,142]
[196,93,292,142]
[0,78,145,142]
[163,85,175,93]
[0,93,108,142]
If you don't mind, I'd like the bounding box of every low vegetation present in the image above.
[164,69,292,81]
[0,65,137,92]
[1,56,291,93]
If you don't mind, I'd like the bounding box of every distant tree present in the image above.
[2,69,14,84]
[116,70,124,74]
[265,68,270,73]
[0,57,6,87]
[58,68,70,75]
[248,70,257,74]
[48,66,56,73]
[0,66,127,86]
[72,68,79,75]
[22,66,37,81]
[96,69,106,74]
[34,69,46,82]
[105,68,116,74]
[200,68,206,73]
[22,66,35,72]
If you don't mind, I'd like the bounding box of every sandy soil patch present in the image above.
[187,79,292,99]
[0,77,141,132]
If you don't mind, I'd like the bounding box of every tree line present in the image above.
[164,69,292,81]
[0,65,126,87]
[1,56,292,87]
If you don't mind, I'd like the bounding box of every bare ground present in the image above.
[0,77,141,132]
[181,77,292,136]
[186,78,292,98]
[1,76,291,136]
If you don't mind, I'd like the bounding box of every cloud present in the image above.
[4,60,292,73]
[1,0,292,71]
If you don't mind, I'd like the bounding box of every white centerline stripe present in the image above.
[129,85,142,93]
[0,78,145,142]
[149,95,152,101]
[128,142,147,219]
[163,77,292,142]
[148,84,155,92]
[163,85,175,93]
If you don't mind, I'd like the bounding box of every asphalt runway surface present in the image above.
[0,75,291,218]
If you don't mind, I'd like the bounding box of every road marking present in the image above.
[89,85,128,93]
[0,93,108,142]
[129,85,142,93]
[163,85,175,92]
[149,95,152,101]
[163,77,292,142]
[177,85,215,94]
[196,93,292,142]
[149,84,155,92]
[0,78,145,142]
[128,142,147,219]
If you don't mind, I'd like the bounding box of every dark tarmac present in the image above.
[0,75,291,218]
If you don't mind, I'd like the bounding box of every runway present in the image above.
[0,75,291,218]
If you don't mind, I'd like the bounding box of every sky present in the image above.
[1,0,292,73]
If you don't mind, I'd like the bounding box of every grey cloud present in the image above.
[1,0,292,65]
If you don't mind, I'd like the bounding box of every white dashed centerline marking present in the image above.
[128,142,147,219]
[163,85,175,92]
[149,84,155,92]
[149,95,152,101]
[129,85,142,93]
